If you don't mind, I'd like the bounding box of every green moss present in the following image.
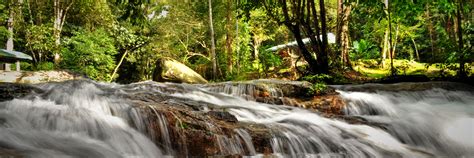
[354,59,474,78]
[307,83,327,95]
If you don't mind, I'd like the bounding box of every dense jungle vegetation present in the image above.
[0,0,472,84]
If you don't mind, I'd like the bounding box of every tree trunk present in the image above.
[341,3,352,69]
[5,3,14,71]
[392,23,399,59]
[53,0,73,65]
[385,0,395,75]
[208,0,217,79]
[448,16,455,41]
[318,0,329,74]
[336,0,354,69]
[456,0,465,77]
[53,0,61,64]
[336,0,343,45]
[268,0,329,74]
[289,25,320,73]
[281,0,320,74]
[235,7,240,75]
[253,37,261,64]
[382,29,389,68]
[110,50,128,82]
[425,6,436,61]
[225,0,233,75]
[411,38,420,61]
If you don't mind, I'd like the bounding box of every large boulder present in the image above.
[152,58,207,84]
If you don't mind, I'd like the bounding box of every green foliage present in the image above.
[25,25,55,62]
[351,39,379,60]
[1,0,471,83]
[0,26,8,44]
[302,74,331,95]
[258,46,282,73]
[302,74,332,83]
[0,2,9,46]
[60,29,116,81]
[308,83,328,96]
[398,60,409,75]
[10,62,33,71]
[432,63,458,77]
[113,0,155,25]
[34,62,55,71]
[179,122,188,129]
[235,21,253,73]
[19,62,33,71]
[69,0,115,30]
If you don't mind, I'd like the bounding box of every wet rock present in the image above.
[134,101,272,157]
[123,81,355,156]
[0,83,43,101]
[317,86,338,95]
[255,79,313,98]
[203,79,313,99]
[204,79,345,115]
[0,148,22,158]
[208,111,238,122]
[282,94,346,115]
[327,115,389,130]
[0,80,395,157]
[152,58,208,84]
[255,96,283,105]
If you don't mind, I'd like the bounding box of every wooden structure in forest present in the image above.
[0,49,33,71]
[266,33,336,52]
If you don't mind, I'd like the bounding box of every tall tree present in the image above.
[381,27,389,68]
[248,9,274,64]
[262,0,330,74]
[52,0,74,64]
[384,0,395,75]
[225,0,234,74]
[425,5,436,60]
[208,0,217,79]
[5,0,23,71]
[456,0,465,77]
[4,1,14,71]
[336,0,343,45]
[336,0,353,69]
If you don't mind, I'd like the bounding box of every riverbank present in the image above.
[343,59,474,85]
[0,70,85,83]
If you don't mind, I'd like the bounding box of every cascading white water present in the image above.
[234,128,257,155]
[172,81,474,157]
[337,86,474,157]
[203,79,286,101]
[0,80,162,157]
[1,80,472,157]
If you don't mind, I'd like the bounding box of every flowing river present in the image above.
[0,80,472,157]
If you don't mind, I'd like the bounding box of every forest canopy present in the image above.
[0,0,472,83]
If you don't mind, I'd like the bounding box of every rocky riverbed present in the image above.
[1,80,472,157]
[0,79,350,156]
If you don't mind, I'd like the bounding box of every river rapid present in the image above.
[0,80,472,157]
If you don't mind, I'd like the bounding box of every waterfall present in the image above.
[0,80,472,157]
[234,128,257,155]
[0,80,162,157]
[337,87,474,157]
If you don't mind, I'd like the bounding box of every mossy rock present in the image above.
[153,58,208,84]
